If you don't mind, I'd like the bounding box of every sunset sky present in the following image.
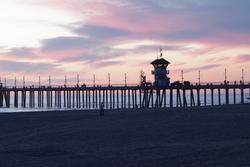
[0,0,250,86]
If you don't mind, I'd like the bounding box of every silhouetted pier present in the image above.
[0,82,250,110]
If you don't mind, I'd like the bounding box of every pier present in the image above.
[0,55,249,110]
[0,83,250,110]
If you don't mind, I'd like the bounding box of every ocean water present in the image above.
[1,90,250,113]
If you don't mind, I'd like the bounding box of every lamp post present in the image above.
[198,70,201,85]
[124,73,127,86]
[108,73,111,86]
[15,77,17,87]
[39,76,41,87]
[23,76,25,88]
[49,75,51,87]
[77,74,79,86]
[181,70,184,83]
[93,74,96,87]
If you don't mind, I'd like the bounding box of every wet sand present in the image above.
[0,104,250,167]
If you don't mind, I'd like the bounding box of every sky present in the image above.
[0,0,250,86]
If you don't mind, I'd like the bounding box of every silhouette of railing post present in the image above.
[197,88,200,106]
[21,90,26,108]
[170,88,173,108]
[14,91,18,108]
[233,87,236,104]
[149,89,153,108]
[211,88,214,106]
[225,86,229,105]
[128,89,131,109]
[177,88,182,107]
[4,91,10,108]
[190,89,195,107]
[124,89,126,109]
[218,88,220,105]
[116,89,119,108]
[0,90,3,108]
[183,88,187,107]
[204,89,207,106]
[241,87,244,104]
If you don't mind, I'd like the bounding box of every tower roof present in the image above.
[151,58,170,65]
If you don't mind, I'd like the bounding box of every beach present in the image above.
[0,104,250,167]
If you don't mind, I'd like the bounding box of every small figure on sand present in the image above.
[99,102,104,116]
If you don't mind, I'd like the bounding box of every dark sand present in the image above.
[1,105,250,167]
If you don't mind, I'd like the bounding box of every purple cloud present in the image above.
[4,47,35,58]
[94,60,124,68]
[235,54,250,63]
[0,60,57,73]
[41,37,96,52]
[75,25,129,39]
[174,64,221,73]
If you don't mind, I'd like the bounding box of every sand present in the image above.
[0,104,250,167]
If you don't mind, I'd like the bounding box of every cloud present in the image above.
[75,25,128,39]
[41,36,96,52]
[60,55,98,62]
[198,64,221,70]
[94,60,124,67]
[4,47,35,58]
[59,47,127,65]
[0,60,56,73]
[235,54,250,63]
[205,56,231,63]
[175,64,221,73]
[2,0,250,83]
[121,44,187,52]
[163,31,214,41]
[24,0,250,47]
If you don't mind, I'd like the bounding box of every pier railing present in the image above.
[2,81,250,89]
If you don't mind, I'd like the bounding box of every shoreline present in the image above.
[1,103,250,114]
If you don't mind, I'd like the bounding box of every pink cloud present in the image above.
[8,0,250,84]
[24,0,189,34]
[37,49,87,60]
[234,54,250,63]
[22,0,250,49]
[87,5,188,34]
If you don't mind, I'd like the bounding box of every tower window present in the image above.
[158,64,163,67]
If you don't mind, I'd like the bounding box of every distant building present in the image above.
[151,53,170,86]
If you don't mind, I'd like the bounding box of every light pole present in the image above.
[198,70,201,85]
[181,70,184,83]
[93,74,96,87]
[39,76,41,87]
[125,73,127,86]
[4,78,6,87]
[224,68,227,82]
[23,76,25,87]
[77,74,79,86]
[49,75,51,87]
[64,75,67,87]
[108,73,111,86]
[15,77,17,87]
[242,69,244,84]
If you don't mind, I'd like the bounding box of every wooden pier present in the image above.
[0,83,250,110]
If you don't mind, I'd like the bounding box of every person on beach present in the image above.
[99,102,104,116]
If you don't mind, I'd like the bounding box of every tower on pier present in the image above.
[151,50,170,86]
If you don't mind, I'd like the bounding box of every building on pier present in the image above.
[151,50,170,87]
